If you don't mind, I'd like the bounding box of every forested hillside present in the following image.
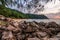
[0,5,48,19]
[0,0,48,19]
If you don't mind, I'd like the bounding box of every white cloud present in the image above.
[6,0,60,14]
[39,0,60,14]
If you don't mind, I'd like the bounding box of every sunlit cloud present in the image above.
[38,0,60,14]
[6,0,60,14]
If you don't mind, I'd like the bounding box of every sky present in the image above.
[38,0,60,14]
[6,0,60,14]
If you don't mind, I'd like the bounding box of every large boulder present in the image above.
[7,25,16,31]
[39,22,46,26]
[16,33,26,40]
[42,36,49,40]
[2,31,16,40]
[45,22,59,28]
[36,31,47,37]
[23,26,35,33]
[49,37,60,40]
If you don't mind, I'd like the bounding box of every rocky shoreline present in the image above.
[0,15,60,40]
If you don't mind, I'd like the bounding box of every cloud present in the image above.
[6,0,60,14]
[39,0,60,14]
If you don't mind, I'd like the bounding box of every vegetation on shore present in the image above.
[0,5,48,19]
[0,0,48,19]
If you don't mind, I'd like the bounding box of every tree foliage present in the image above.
[0,0,5,6]
[0,0,48,19]
[0,5,48,19]
[0,0,13,6]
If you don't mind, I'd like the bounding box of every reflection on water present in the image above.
[22,19,60,24]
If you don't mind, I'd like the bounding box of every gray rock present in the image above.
[2,31,16,40]
[42,36,49,40]
[17,34,26,40]
[45,22,59,28]
[36,31,47,37]
[49,37,60,40]
[39,22,46,26]
[7,25,16,31]
[56,33,60,37]
[27,37,40,40]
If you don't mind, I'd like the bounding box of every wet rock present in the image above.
[45,22,59,28]
[24,26,35,32]
[27,34,33,38]
[31,33,37,37]
[39,22,46,26]
[49,33,60,40]
[27,37,40,40]
[17,34,26,40]
[0,15,6,20]
[29,21,38,27]
[4,18,12,22]
[56,33,60,37]
[2,31,16,40]
[33,21,39,24]
[49,37,60,40]
[20,23,27,29]
[10,21,19,28]
[48,28,60,35]
[0,25,1,27]
[42,36,49,40]
[7,25,16,31]
[36,31,47,37]
[28,22,39,31]
[25,34,29,38]
[0,31,2,40]
[7,25,21,33]
[0,25,9,31]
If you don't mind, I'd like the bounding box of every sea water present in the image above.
[22,19,60,24]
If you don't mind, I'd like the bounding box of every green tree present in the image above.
[0,0,5,6]
[0,0,13,6]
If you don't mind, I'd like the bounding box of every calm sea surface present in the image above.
[22,19,60,24]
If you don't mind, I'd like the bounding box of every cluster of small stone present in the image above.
[0,15,60,40]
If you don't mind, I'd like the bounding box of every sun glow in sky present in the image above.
[39,0,60,14]
[54,16,60,19]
